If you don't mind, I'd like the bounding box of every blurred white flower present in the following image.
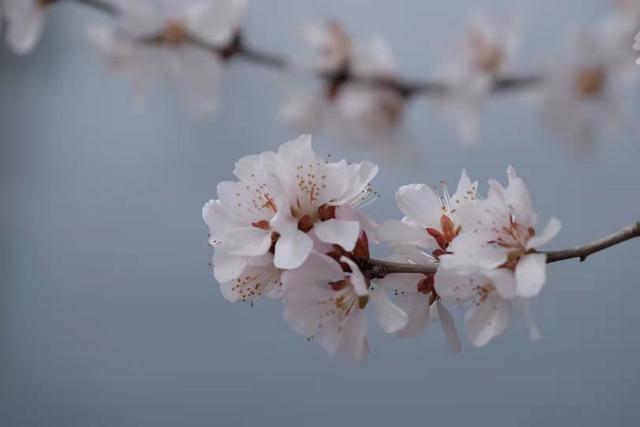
[597,0,640,67]
[374,170,477,349]
[283,248,408,363]
[541,25,639,149]
[435,11,524,144]
[2,0,49,54]
[89,0,247,116]
[635,31,640,64]
[202,135,378,293]
[436,166,559,345]
[282,22,407,143]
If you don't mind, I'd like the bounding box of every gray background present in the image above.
[1,0,639,426]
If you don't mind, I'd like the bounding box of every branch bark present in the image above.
[66,0,544,99]
[363,220,640,279]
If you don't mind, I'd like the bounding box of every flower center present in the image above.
[37,0,56,8]
[469,32,505,74]
[427,214,461,258]
[162,20,189,46]
[576,67,606,97]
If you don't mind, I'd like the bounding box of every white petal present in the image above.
[485,268,516,299]
[504,165,537,228]
[443,233,508,270]
[393,294,430,337]
[374,273,423,294]
[5,0,44,54]
[340,257,368,298]
[220,264,280,303]
[183,0,247,46]
[465,294,512,347]
[273,229,313,269]
[527,217,562,249]
[314,219,360,251]
[515,253,547,297]
[213,250,247,283]
[518,299,542,342]
[370,288,409,333]
[224,227,273,257]
[376,220,429,246]
[395,184,442,228]
[436,301,462,353]
[335,309,369,363]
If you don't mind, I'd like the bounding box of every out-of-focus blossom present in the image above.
[283,239,408,362]
[598,0,640,67]
[374,170,477,350]
[202,135,378,300]
[436,166,559,346]
[435,11,524,144]
[89,0,247,116]
[2,0,50,54]
[634,31,640,64]
[541,25,638,149]
[282,22,407,144]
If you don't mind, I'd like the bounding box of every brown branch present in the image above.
[65,0,544,99]
[362,220,640,279]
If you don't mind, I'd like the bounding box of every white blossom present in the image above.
[282,22,406,143]
[202,135,378,300]
[435,11,524,144]
[2,0,48,54]
[374,170,477,349]
[635,31,640,65]
[541,26,638,149]
[436,166,559,345]
[89,0,246,116]
[282,249,408,363]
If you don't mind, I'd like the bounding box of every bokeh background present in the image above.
[1,0,639,425]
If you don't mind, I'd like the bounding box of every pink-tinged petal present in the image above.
[434,267,477,303]
[436,301,462,354]
[340,257,368,298]
[465,294,512,347]
[504,165,537,228]
[374,272,424,294]
[527,217,561,249]
[518,299,542,342]
[394,294,430,337]
[376,220,430,246]
[232,150,278,184]
[395,184,442,228]
[220,264,280,303]
[274,229,313,269]
[485,268,516,299]
[451,169,478,212]
[183,0,247,46]
[370,288,409,334]
[314,219,360,251]
[335,309,369,363]
[5,0,44,54]
[515,253,547,297]
[202,199,236,244]
[224,227,273,257]
[443,233,508,270]
[216,181,277,222]
[213,250,247,283]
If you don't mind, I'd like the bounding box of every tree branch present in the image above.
[65,0,544,99]
[363,220,640,279]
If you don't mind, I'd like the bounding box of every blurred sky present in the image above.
[1,0,639,426]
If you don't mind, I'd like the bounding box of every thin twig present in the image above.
[65,0,544,99]
[362,220,640,279]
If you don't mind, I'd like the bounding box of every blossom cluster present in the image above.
[1,0,638,148]
[202,135,561,361]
